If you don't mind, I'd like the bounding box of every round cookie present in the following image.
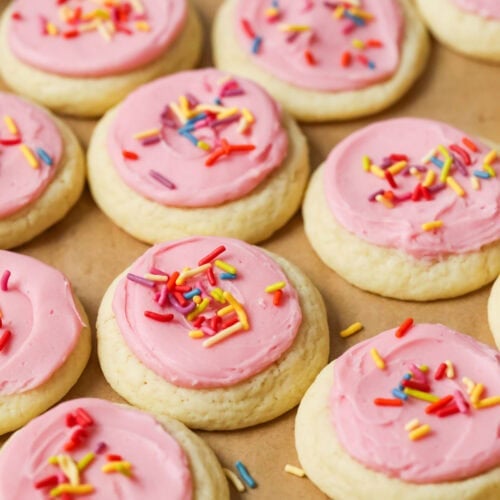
[87,68,309,244]
[303,118,500,301]
[416,0,500,63]
[488,275,500,349]
[213,0,430,122]
[0,251,91,435]
[0,1,202,117]
[296,323,500,499]
[0,92,85,249]
[97,236,329,430]
[0,398,229,499]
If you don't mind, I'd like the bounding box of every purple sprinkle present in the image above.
[149,170,176,190]
[149,267,168,276]
[142,136,161,146]
[95,442,107,455]
[185,92,200,107]
[211,114,241,128]
[127,273,155,288]
[427,182,446,194]
[368,189,385,202]
[380,158,394,169]
[451,153,469,177]
[168,294,196,314]
[286,32,300,43]
[221,88,245,98]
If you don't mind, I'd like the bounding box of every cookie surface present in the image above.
[213,0,429,121]
[0,252,91,434]
[296,323,500,499]
[416,0,500,62]
[97,237,329,430]
[88,69,309,244]
[0,93,85,249]
[0,398,229,499]
[303,118,500,300]
[0,1,202,117]
[488,275,500,349]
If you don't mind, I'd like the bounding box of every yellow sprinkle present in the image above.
[223,468,246,493]
[484,149,497,165]
[404,418,420,432]
[144,273,168,282]
[135,20,151,31]
[189,329,204,339]
[422,169,435,188]
[265,281,286,293]
[216,107,239,121]
[237,117,250,134]
[284,464,306,478]
[176,263,211,284]
[77,452,95,472]
[278,24,310,32]
[48,456,59,465]
[223,291,249,330]
[370,348,385,370]
[3,115,18,135]
[333,6,345,18]
[484,164,496,177]
[195,104,227,114]
[46,22,58,35]
[178,95,190,114]
[193,295,202,304]
[210,288,226,303]
[352,39,364,49]
[349,7,373,20]
[445,360,455,379]
[440,157,453,182]
[388,161,407,175]
[421,220,443,232]
[370,165,385,178]
[19,144,39,168]
[50,484,94,497]
[187,297,210,321]
[56,455,79,486]
[446,177,465,197]
[470,383,484,404]
[470,176,480,191]
[362,155,371,172]
[474,396,500,409]
[241,108,255,124]
[102,461,132,473]
[375,194,393,209]
[421,148,436,164]
[265,7,280,17]
[419,365,429,372]
[203,321,243,348]
[93,9,111,20]
[197,141,211,151]
[214,260,237,275]
[339,322,363,338]
[217,305,234,317]
[130,0,145,15]
[403,388,440,403]
[437,144,451,160]
[408,424,431,441]
[169,102,188,124]
[409,166,421,178]
[133,128,160,140]
[462,377,475,395]
[97,21,112,41]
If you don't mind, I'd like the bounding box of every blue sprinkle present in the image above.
[430,156,444,168]
[368,60,376,70]
[398,384,404,391]
[473,170,490,179]
[178,124,195,133]
[251,36,262,54]
[179,130,198,146]
[36,147,53,166]
[344,11,365,26]
[403,373,412,381]
[220,272,237,280]
[392,388,408,401]
[184,288,201,300]
[213,97,222,105]
[235,461,257,489]
[185,113,206,127]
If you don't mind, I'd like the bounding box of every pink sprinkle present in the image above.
[410,363,427,383]
[201,326,216,336]
[453,390,469,413]
[286,32,300,43]
[158,285,169,307]
[1,271,11,291]
[342,21,356,35]
[185,93,200,107]
[149,267,168,276]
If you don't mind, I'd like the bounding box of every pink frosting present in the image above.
[112,237,302,388]
[7,0,187,77]
[330,323,500,483]
[0,251,83,395]
[0,398,193,499]
[235,0,404,92]
[452,0,500,20]
[108,68,288,207]
[324,118,500,258]
[0,92,62,218]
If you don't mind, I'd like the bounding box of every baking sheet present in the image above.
[1,1,499,498]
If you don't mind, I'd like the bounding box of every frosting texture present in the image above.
[108,68,288,208]
[235,0,404,91]
[7,0,187,77]
[452,0,500,20]
[112,236,302,388]
[0,398,193,499]
[330,323,500,483]
[0,251,83,395]
[0,92,62,218]
[324,118,500,258]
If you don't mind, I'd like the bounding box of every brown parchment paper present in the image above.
[1,1,499,499]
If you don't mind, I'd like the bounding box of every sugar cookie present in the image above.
[488,275,500,349]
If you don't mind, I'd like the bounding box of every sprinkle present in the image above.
[102,461,132,474]
[284,464,306,478]
[122,150,139,160]
[484,149,497,165]
[484,164,496,177]
[187,297,211,321]
[405,418,420,431]
[470,383,484,404]
[304,50,316,65]
[0,330,12,352]
[388,161,407,175]
[370,348,385,370]
[217,305,234,317]
[251,36,262,54]
[135,20,150,31]
[395,318,413,338]
[241,18,255,38]
[224,468,246,493]
[437,403,460,418]
[445,360,455,379]
[425,395,454,414]
[370,164,385,178]
[50,484,94,496]
[404,388,439,403]
[223,291,249,329]
[198,246,226,266]
[203,321,243,348]
[77,452,95,471]
[107,454,123,462]
[273,289,283,306]
[462,377,475,394]
[35,147,53,166]
[434,362,447,380]
[176,264,211,284]
[340,51,352,67]
[402,379,430,392]
[373,398,403,407]
[189,330,204,339]
[368,189,385,202]
[375,194,393,209]
[11,11,23,21]
[19,144,39,168]
[408,424,431,441]
[184,288,201,300]
[473,170,490,179]
[144,311,173,322]
[339,322,363,338]
[1,270,11,291]
[133,128,160,140]
[34,475,59,489]
[392,388,408,401]
[422,169,435,188]
[361,155,371,171]
[149,170,176,190]
[421,220,443,232]
[127,273,155,288]
[352,38,364,49]
[235,461,257,489]
[265,281,286,293]
[453,390,469,413]
[215,260,237,275]
[143,273,168,283]
[462,137,478,152]
[279,24,310,32]
[3,115,18,135]
[474,396,500,409]
[95,442,107,455]
[446,177,465,197]
[75,408,93,427]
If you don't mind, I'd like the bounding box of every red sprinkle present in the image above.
[206,267,216,286]
[384,170,397,189]
[228,143,256,153]
[1,270,11,291]
[65,413,77,427]
[340,51,352,67]
[192,316,205,328]
[210,315,221,331]
[304,50,316,65]
[449,144,471,166]
[205,148,225,167]
[357,54,369,66]
[402,379,430,392]
[122,150,139,160]
[107,454,123,462]
[63,29,79,39]
[437,403,460,418]
[421,185,432,201]
[411,184,422,202]
[11,12,22,21]
[0,137,22,146]
[374,398,403,407]
[425,394,454,414]
[221,316,239,329]
[173,292,188,308]
[0,330,12,352]
[395,318,413,338]
[75,408,94,428]
[462,137,478,152]
[144,311,174,322]
[240,18,255,39]
[174,285,191,293]
[434,362,447,380]
[366,38,383,48]
[167,271,180,291]
[198,245,226,266]
[273,289,283,306]
[390,154,408,162]
[34,475,59,489]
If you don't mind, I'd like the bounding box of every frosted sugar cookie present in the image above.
[97,236,329,430]
[0,0,202,117]
[416,0,500,62]
[213,0,429,122]
[0,92,85,249]
[0,398,229,499]
[303,118,500,301]
[296,323,500,499]
[0,251,91,435]
[488,275,500,349]
[88,68,309,244]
